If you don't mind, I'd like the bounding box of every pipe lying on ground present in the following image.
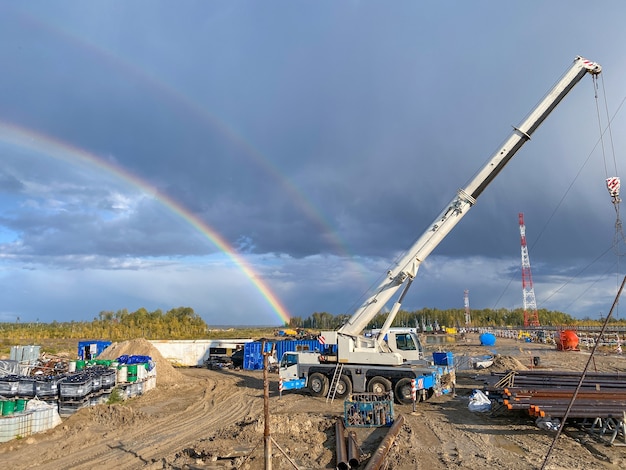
[336,418,349,470]
[363,414,405,470]
[347,430,361,469]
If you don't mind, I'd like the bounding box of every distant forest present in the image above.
[288,307,626,331]
[1,306,625,342]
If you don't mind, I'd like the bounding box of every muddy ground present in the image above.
[1,334,626,469]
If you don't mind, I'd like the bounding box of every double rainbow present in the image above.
[0,121,291,324]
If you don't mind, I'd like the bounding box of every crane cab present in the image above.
[372,328,424,362]
[385,330,424,362]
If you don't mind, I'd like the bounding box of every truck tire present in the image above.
[367,376,392,394]
[333,375,352,399]
[308,372,329,397]
[394,378,415,405]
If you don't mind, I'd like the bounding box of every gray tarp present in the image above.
[0,360,19,377]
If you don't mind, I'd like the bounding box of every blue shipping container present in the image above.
[77,340,112,360]
[243,342,265,370]
[243,339,323,370]
[274,339,322,363]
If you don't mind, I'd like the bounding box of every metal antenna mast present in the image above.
[519,213,540,327]
[463,289,471,326]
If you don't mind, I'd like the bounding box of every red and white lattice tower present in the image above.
[519,213,540,327]
[464,289,471,326]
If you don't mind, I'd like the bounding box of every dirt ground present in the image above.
[1,334,626,469]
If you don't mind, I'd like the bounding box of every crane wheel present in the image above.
[334,375,353,399]
[308,372,329,397]
[367,376,392,394]
[394,378,415,405]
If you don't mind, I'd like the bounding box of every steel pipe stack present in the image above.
[485,370,626,420]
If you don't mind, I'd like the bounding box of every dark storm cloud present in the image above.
[0,1,625,323]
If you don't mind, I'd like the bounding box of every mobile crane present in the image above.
[279,56,601,403]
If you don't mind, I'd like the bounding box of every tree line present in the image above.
[2,306,625,343]
[287,307,626,330]
[0,307,208,341]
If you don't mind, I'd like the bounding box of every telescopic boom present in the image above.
[338,56,601,343]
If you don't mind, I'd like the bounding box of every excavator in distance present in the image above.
[279,56,602,403]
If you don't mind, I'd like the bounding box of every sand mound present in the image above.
[490,354,528,372]
[98,338,184,385]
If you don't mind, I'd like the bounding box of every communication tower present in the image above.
[519,213,540,327]
[464,290,471,326]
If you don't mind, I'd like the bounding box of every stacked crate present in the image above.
[114,357,157,399]
[1,356,157,427]
[0,375,19,399]
[58,373,92,417]
[34,376,62,401]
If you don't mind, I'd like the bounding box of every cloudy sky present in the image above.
[1,2,626,326]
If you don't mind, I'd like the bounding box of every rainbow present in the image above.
[18,8,353,259]
[0,121,291,324]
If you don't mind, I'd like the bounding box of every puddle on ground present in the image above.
[491,435,525,455]
[425,335,458,345]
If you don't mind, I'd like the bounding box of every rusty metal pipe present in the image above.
[508,390,626,399]
[500,370,626,377]
[536,410,626,419]
[336,418,349,470]
[533,404,626,412]
[347,430,361,469]
[363,414,405,470]
[488,371,626,389]
[508,397,626,406]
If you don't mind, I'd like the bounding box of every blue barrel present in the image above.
[479,333,496,346]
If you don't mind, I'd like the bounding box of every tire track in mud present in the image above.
[126,379,259,469]
[77,372,259,470]
[9,370,264,470]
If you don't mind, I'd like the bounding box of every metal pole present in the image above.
[263,342,272,470]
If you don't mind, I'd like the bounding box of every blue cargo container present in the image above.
[243,342,265,370]
[243,339,323,370]
[77,340,112,360]
[274,339,321,362]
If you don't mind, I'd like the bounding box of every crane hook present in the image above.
[606,176,621,204]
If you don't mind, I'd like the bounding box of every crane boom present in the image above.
[338,56,601,341]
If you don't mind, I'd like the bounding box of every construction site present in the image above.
[0,52,625,468]
[0,332,625,469]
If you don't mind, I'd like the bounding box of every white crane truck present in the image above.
[279,56,601,405]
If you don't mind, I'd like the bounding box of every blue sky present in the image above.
[1,2,626,326]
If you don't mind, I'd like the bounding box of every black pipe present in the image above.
[336,418,349,470]
[347,430,361,469]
